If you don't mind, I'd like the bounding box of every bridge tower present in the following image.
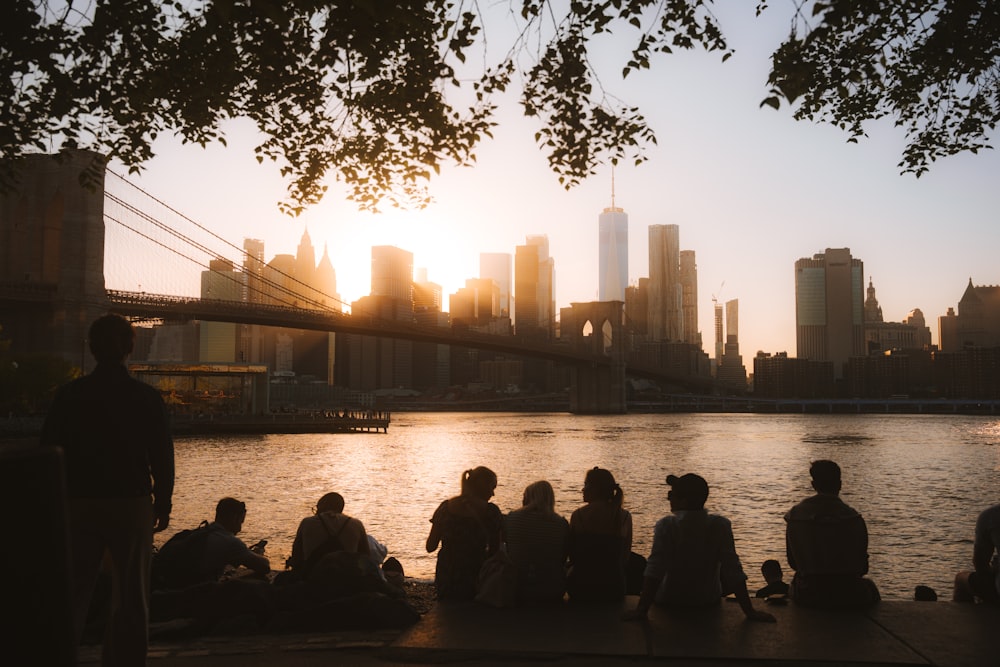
[0,150,108,371]
[561,301,627,414]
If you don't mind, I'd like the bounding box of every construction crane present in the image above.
[711,281,725,307]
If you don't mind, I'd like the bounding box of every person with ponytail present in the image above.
[426,466,502,600]
[566,467,632,602]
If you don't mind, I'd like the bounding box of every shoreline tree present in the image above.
[2,1,996,213]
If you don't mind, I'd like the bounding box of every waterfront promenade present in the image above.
[78,596,997,667]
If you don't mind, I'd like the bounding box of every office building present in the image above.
[243,238,266,304]
[371,245,414,306]
[413,268,442,313]
[648,224,681,342]
[713,301,724,365]
[862,278,932,352]
[598,203,628,302]
[199,257,241,362]
[938,279,1000,352]
[514,235,555,339]
[716,298,747,390]
[795,247,865,379]
[753,352,835,398]
[680,250,699,345]
[625,277,649,340]
[451,278,500,327]
[313,244,339,311]
[480,252,512,318]
[342,245,416,391]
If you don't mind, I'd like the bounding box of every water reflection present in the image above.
[158,413,1000,600]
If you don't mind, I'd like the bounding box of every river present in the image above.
[156,412,1000,601]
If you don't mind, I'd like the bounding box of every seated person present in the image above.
[287,492,370,579]
[504,481,570,604]
[426,467,502,601]
[785,460,879,609]
[201,497,270,581]
[567,467,632,603]
[624,473,774,622]
[755,559,790,599]
[954,502,1000,604]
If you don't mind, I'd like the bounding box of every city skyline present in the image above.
[102,3,999,359]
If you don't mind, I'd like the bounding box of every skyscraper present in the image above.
[716,298,747,389]
[514,243,540,337]
[680,250,699,345]
[795,248,865,378]
[199,257,241,362]
[713,301,724,364]
[413,267,442,313]
[371,245,414,307]
[295,227,316,292]
[313,244,339,310]
[242,238,265,305]
[480,252,512,318]
[648,224,681,342]
[515,235,555,339]
[598,203,628,302]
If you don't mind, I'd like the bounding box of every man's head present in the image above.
[215,497,247,534]
[316,492,345,514]
[666,473,709,510]
[809,459,842,495]
[761,559,783,584]
[88,314,135,364]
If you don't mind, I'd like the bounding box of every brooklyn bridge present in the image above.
[0,151,717,414]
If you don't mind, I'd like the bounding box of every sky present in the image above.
[104,2,1000,360]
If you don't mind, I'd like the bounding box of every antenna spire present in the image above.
[611,165,616,209]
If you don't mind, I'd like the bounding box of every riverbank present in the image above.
[4,397,999,440]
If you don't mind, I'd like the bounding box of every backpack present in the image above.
[300,514,350,579]
[151,520,217,590]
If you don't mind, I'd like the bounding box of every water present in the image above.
[156,412,1000,601]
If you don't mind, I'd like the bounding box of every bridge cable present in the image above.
[105,171,353,312]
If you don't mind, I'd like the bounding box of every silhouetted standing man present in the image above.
[42,314,174,665]
[785,460,879,609]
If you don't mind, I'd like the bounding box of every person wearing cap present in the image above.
[623,473,774,622]
[784,460,879,608]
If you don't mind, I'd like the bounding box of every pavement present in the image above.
[75,596,998,667]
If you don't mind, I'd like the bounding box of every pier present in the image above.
[169,412,390,436]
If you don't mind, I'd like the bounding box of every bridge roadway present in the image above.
[106,290,716,392]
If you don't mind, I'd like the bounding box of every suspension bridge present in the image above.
[0,150,716,413]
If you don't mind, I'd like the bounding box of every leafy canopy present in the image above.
[760,0,999,177]
[1,1,996,212]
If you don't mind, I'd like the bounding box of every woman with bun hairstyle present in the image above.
[426,466,502,600]
[567,467,632,602]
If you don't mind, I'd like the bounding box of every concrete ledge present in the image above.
[393,598,648,658]
[647,600,925,664]
[76,598,999,666]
